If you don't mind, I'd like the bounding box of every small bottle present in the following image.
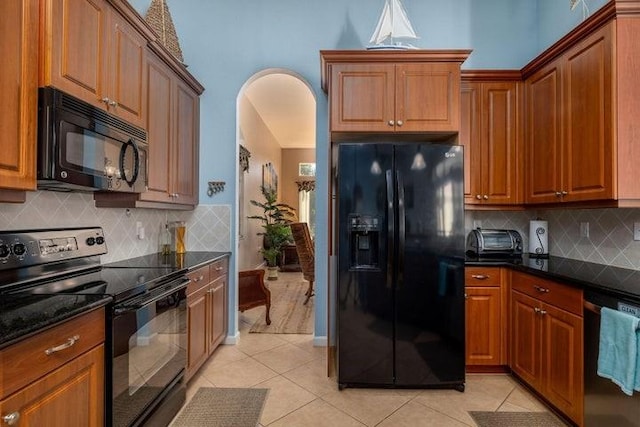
[160,223,171,255]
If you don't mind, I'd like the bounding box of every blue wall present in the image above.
[537,0,609,51]
[128,0,607,339]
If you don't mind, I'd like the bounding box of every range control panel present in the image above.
[0,227,107,270]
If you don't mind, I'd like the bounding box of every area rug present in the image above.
[469,411,567,427]
[249,272,313,334]
[171,387,268,427]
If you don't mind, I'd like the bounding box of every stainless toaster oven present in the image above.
[466,228,523,257]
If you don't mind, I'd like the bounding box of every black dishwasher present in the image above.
[584,290,640,427]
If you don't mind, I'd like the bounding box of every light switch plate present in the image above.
[634,222,640,241]
[580,222,589,238]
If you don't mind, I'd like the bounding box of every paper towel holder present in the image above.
[529,219,549,259]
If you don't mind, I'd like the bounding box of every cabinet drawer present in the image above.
[511,271,583,316]
[187,265,210,294]
[210,258,228,281]
[0,308,105,399]
[465,267,502,286]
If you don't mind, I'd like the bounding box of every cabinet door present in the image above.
[542,303,583,425]
[141,52,173,203]
[460,82,481,204]
[510,290,542,389]
[45,0,108,108]
[107,10,146,128]
[329,63,395,132]
[481,82,519,204]
[0,345,104,427]
[172,80,199,205]
[208,276,227,354]
[465,286,501,365]
[563,23,613,202]
[396,63,460,132]
[186,285,208,382]
[525,62,562,204]
[0,0,37,192]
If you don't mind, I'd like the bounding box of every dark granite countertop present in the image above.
[1,252,228,350]
[466,255,640,301]
[0,293,112,350]
[103,251,230,272]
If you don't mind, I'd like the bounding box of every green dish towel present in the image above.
[597,306,640,396]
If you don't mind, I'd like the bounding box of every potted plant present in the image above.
[248,185,296,279]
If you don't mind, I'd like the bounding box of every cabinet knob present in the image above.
[388,120,395,126]
[396,120,404,127]
[464,293,468,299]
[109,100,118,107]
[555,191,562,197]
[561,191,568,196]
[483,195,489,200]
[215,266,223,271]
[2,412,20,425]
[540,309,547,315]
[534,307,541,314]
[101,97,110,105]
[475,195,482,200]
[45,335,80,355]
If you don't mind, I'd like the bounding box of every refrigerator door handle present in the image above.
[396,171,405,287]
[385,169,395,289]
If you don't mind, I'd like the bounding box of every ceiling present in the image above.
[243,73,316,149]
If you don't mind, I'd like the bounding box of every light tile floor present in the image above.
[172,310,566,427]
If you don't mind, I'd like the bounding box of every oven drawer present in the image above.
[187,265,210,295]
[511,271,583,315]
[210,258,228,281]
[0,308,105,399]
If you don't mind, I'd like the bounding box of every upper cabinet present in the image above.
[461,73,522,207]
[523,3,640,207]
[0,0,38,201]
[40,0,147,128]
[321,50,471,138]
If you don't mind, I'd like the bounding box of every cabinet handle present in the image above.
[561,191,568,196]
[471,274,489,280]
[215,266,223,271]
[539,309,547,315]
[483,195,489,200]
[44,335,80,355]
[475,195,482,200]
[388,120,395,126]
[2,412,20,425]
[396,120,403,127]
[533,285,549,293]
[109,100,118,107]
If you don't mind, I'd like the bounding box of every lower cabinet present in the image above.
[0,308,105,427]
[510,272,583,426]
[465,267,507,368]
[185,257,229,381]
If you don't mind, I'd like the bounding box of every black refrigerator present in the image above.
[336,142,465,390]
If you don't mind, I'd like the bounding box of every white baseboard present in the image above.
[313,335,328,347]
[224,331,240,345]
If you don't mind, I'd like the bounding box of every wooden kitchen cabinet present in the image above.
[464,267,507,369]
[461,74,521,207]
[139,51,199,207]
[41,0,147,128]
[510,272,583,425]
[0,309,105,427]
[0,0,38,200]
[320,50,470,136]
[185,257,228,382]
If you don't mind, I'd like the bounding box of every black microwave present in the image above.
[37,87,148,193]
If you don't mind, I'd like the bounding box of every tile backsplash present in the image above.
[467,208,640,270]
[0,191,231,263]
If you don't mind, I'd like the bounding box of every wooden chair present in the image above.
[238,269,271,325]
[289,222,315,305]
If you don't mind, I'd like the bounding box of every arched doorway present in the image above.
[234,69,317,338]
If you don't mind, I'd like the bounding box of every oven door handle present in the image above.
[114,277,190,315]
